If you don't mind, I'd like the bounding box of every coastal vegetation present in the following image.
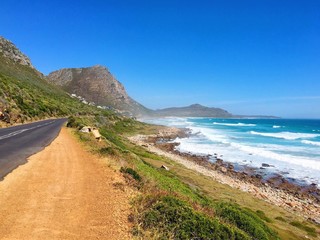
[0,54,109,125]
[69,115,320,239]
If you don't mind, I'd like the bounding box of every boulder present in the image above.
[262,163,274,167]
[161,165,169,171]
[219,166,227,173]
[286,201,297,208]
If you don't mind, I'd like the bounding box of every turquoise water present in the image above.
[144,118,320,186]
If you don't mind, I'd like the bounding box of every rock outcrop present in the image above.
[0,36,35,69]
[47,65,151,117]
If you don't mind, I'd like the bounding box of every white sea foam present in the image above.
[213,122,256,127]
[249,131,320,140]
[175,133,320,172]
[175,138,215,155]
[149,117,320,185]
[190,126,230,144]
[142,117,192,128]
[301,140,320,147]
[229,142,320,171]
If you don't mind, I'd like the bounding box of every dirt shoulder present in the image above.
[0,127,132,240]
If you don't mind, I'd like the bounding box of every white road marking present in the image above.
[0,121,55,141]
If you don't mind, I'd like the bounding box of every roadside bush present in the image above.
[120,167,142,182]
[66,116,84,129]
[215,203,279,240]
[66,116,77,128]
[99,147,116,156]
[140,195,250,240]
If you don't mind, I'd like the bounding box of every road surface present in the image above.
[0,119,66,179]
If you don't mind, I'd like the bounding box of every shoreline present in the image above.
[128,127,320,225]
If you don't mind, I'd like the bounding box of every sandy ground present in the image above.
[0,128,132,240]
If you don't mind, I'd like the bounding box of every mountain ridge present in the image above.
[153,103,232,118]
[47,65,151,117]
[1,35,271,120]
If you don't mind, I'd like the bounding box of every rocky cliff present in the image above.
[47,65,151,116]
[0,36,35,69]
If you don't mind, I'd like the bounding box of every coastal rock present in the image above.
[219,166,227,173]
[262,163,274,167]
[227,164,234,170]
[216,159,223,165]
[286,201,297,208]
[161,165,169,171]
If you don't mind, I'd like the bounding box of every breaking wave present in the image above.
[249,131,320,140]
[302,140,320,147]
[213,122,256,127]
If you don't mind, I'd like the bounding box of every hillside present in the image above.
[153,103,232,118]
[0,36,108,125]
[47,66,151,117]
[0,36,233,123]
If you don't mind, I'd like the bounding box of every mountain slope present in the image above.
[0,36,233,121]
[47,66,151,117]
[0,36,105,125]
[154,104,232,117]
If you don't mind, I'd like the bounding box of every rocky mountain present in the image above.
[0,37,35,69]
[153,104,232,118]
[47,66,151,117]
[46,65,234,118]
[0,36,234,119]
[0,36,103,125]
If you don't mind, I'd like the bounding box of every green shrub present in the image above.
[140,195,250,240]
[99,147,116,156]
[120,167,142,182]
[275,216,286,222]
[216,203,279,240]
[66,116,77,128]
[256,210,272,223]
[100,128,127,150]
[290,221,317,237]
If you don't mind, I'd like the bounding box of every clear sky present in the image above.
[1,0,320,118]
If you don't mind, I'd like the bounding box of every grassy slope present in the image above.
[71,116,320,240]
[0,55,112,124]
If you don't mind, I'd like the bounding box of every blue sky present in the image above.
[1,0,320,118]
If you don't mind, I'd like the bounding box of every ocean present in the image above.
[143,118,320,187]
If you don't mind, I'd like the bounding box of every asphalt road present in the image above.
[0,118,67,180]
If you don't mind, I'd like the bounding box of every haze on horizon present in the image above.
[1,0,319,118]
